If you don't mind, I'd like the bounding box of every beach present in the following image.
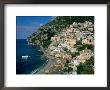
[31,58,55,74]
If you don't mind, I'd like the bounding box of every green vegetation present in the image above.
[77,56,94,74]
[75,40,94,51]
[27,16,94,74]
[77,44,94,51]
[63,60,73,73]
[27,16,94,49]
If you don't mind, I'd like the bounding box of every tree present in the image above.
[28,16,94,49]
[77,56,94,74]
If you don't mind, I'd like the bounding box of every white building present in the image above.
[75,31,82,40]
[88,27,94,31]
[72,22,78,27]
[70,48,77,52]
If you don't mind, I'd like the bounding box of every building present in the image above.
[53,47,62,52]
[75,31,82,40]
[88,27,94,31]
[51,35,60,42]
[55,53,62,58]
[60,43,67,48]
[82,37,94,45]
[49,45,56,51]
[72,22,78,27]
[63,54,72,60]
[88,22,94,28]
[70,48,77,52]
[71,59,80,66]
[79,49,92,63]
[64,38,76,48]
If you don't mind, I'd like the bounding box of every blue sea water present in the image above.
[16,39,46,74]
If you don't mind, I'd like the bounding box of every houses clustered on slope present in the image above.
[44,21,94,74]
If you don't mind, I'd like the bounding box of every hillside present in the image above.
[27,16,94,49]
[27,16,94,74]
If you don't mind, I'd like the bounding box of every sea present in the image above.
[16,39,46,74]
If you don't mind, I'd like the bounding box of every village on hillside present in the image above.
[27,16,94,74]
[41,21,94,74]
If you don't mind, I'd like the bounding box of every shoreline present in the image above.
[30,60,48,74]
[31,58,55,74]
[31,49,56,74]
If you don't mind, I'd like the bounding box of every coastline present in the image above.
[30,60,48,74]
[31,58,55,74]
[31,47,55,74]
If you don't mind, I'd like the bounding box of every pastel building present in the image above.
[82,37,94,45]
[79,49,93,63]
[64,38,76,48]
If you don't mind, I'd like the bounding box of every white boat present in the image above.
[22,55,30,60]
